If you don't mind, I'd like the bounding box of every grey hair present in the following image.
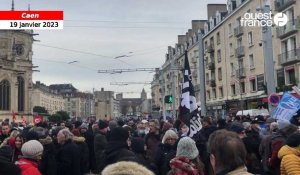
[58,128,74,141]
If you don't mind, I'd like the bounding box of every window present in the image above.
[217,50,221,62]
[229,43,233,56]
[250,78,257,91]
[240,82,245,93]
[228,23,232,36]
[218,68,222,80]
[230,63,235,76]
[204,41,208,51]
[212,88,217,99]
[217,32,220,44]
[0,80,10,110]
[231,84,236,96]
[207,90,211,99]
[219,86,223,98]
[286,69,296,85]
[249,54,254,69]
[206,73,209,84]
[248,32,253,46]
[17,76,25,112]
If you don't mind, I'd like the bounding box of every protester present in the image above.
[16,140,43,175]
[208,130,252,175]
[0,122,11,144]
[101,161,154,175]
[154,129,178,175]
[98,127,137,172]
[145,119,161,162]
[278,132,300,175]
[168,137,204,175]
[10,134,23,162]
[94,120,109,173]
[0,145,21,175]
[56,128,81,175]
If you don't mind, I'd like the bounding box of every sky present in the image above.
[1,0,226,98]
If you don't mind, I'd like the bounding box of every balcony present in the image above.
[234,26,243,37]
[278,48,300,65]
[277,19,298,38]
[208,62,215,70]
[236,68,246,79]
[207,44,215,53]
[209,79,216,87]
[274,0,296,11]
[235,46,245,58]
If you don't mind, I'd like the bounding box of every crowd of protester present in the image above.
[0,112,299,175]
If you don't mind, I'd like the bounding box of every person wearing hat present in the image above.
[98,127,137,172]
[278,132,300,175]
[168,137,204,175]
[94,120,109,173]
[15,140,43,175]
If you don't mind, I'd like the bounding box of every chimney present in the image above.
[101,88,104,91]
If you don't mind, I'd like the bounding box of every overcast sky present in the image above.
[2,0,226,98]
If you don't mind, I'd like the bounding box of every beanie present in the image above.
[110,127,129,142]
[21,140,44,159]
[80,123,89,130]
[98,120,108,130]
[101,161,154,175]
[0,145,12,161]
[176,137,199,160]
[162,130,178,144]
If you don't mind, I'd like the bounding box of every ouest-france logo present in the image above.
[240,12,288,27]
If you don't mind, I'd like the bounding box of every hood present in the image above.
[73,136,85,143]
[278,145,300,159]
[39,136,53,145]
[169,156,198,175]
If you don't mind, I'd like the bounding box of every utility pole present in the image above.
[171,55,177,119]
[159,69,166,120]
[198,32,206,116]
[262,5,276,112]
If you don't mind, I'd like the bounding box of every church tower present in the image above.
[141,88,147,101]
[0,2,37,120]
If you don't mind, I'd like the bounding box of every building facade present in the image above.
[31,81,65,114]
[0,30,36,121]
[94,88,115,120]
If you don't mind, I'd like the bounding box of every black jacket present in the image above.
[99,141,137,172]
[0,155,21,175]
[73,136,90,175]
[154,143,176,175]
[39,136,58,175]
[56,140,81,175]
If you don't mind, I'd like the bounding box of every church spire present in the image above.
[11,0,14,11]
[28,4,30,11]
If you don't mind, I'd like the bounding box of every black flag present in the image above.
[178,51,202,137]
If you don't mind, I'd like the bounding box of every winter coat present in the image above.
[242,130,263,174]
[145,132,161,162]
[84,127,96,172]
[131,137,150,168]
[15,158,41,175]
[168,156,199,175]
[73,136,90,175]
[94,129,107,172]
[56,140,81,175]
[0,155,21,175]
[278,145,300,175]
[154,143,176,175]
[99,140,138,172]
[39,136,57,175]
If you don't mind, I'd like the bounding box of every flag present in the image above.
[178,51,202,137]
[12,111,16,122]
[21,114,27,126]
[272,92,300,121]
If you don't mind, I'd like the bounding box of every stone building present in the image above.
[0,29,36,121]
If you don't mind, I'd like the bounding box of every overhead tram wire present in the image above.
[33,43,136,68]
